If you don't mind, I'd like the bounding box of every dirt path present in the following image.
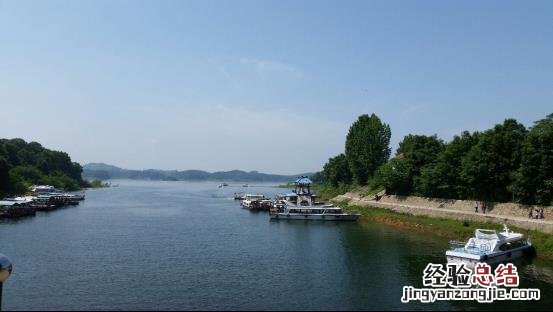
[333,193,553,234]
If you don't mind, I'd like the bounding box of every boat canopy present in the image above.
[295,176,312,185]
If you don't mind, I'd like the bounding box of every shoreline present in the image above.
[335,201,553,261]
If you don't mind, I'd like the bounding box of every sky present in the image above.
[0,0,552,174]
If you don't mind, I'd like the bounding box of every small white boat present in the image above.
[30,185,60,194]
[242,184,249,187]
[240,194,266,209]
[234,192,245,200]
[446,224,533,268]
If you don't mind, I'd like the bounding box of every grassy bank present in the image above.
[337,201,553,260]
[314,184,383,201]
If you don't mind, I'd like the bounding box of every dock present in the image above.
[0,185,85,220]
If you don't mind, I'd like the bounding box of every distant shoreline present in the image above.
[83,163,313,183]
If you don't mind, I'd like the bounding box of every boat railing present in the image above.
[448,241,466,250]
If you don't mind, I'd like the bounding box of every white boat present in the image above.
[30,185,59,194]
[240,194,266,209]
[446,224,533,268]
[269,176,359,221]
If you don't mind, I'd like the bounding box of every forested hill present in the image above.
[0,138,87,197]
[83,163,312,182]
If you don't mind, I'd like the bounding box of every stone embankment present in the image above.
[333,192,553,234]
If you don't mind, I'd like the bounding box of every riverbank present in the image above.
[332,198,553,260]
[334,192,553,232]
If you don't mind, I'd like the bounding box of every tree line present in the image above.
[319,113,553,206]
[0,138,88,197]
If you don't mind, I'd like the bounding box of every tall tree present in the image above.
[373,158,412,195]
[513,114,553,205]
[345,114,391,185]
[460,119,527,202]
[394,134,444,195]
[323,154,352,187]
[414,131,480,198]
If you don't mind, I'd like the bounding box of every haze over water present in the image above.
[1,180,552,310]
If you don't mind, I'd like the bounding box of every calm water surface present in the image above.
[1,180,552,310]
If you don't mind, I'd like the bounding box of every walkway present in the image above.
[333,193,553,234]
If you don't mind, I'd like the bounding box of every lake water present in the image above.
[1,180,552,310]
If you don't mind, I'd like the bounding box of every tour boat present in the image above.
[269,176,359,221]
[446,224,533,268]
[270,202,359,221]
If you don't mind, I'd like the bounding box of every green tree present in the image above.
[8,170,29,195]
[414,131,480,198]
[0,157,11,197]
[345,114,391,185]
[9,165,45,182]
[0,138,87,194]
[394,134,444,194]
[513,114,553,205]
[373,158,412,195]
[310,171,324,184]
[460,119,527,202]
[323,154,352,187]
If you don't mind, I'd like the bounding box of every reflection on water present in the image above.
[1,180,552,310]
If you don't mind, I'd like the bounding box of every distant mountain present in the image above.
[82,163,313,182]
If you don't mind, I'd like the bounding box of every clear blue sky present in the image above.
[1,0,551,174]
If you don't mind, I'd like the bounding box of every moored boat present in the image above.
[270,203,359,221]
[269,176,359,221]
[0,199,37,218]
[241,194,267,209]
[1,187,85,218]
[248,199,273,211]
[446,224,533,268]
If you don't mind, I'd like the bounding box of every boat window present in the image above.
[499,243,511,251]
[499,240,526,251]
